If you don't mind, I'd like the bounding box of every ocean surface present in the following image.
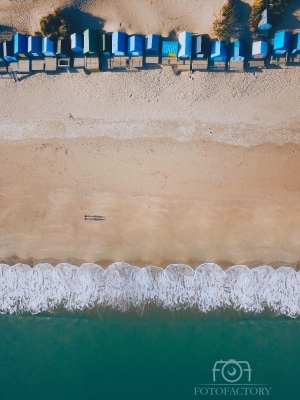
[1,263,300,399]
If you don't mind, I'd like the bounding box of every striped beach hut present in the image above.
[258,9,272,31]
[145,34,160,64]
[112,31,126,56]
[191,35,210,70]
[229,40,246,71]
[161,40,178,65]
[28,36,43,58]
[210,40,227,70]
[128,35,143,68]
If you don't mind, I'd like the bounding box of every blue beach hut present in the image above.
[27,36,43,58]
[229,40,246,71]
[162,41,178,58]
[112,31,126,56]
[292,33,300,54]
[128,35,143,56]
[161,40,178,65]
[258,9,272,31]
[14,33,27,57]
[71,33,83,53]
[145,34,160,55]
[251,41,268,59]
[3,41,17,62]
[273,31,291,55]
[42,37,56,57]
[178,31,192,59]
[230,40,246,61]
[210,40,227,61]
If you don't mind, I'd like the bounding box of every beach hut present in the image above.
[71,33,83,53]
[291,32,300,62]
[128,35,143,68]
[28,36,44,71]
[258,9,272,31]
[191,35,210,70]
[3,41,18,71]
[83,29,99,72]
[42,38,56,71]
[112,31,128,68]
[145,34,160,64]
[161,41,178,65]
[100,33,113,71]
[177,31,192,71]
[0,44,7,73]
[228,40,246,72]
[271,31,291,65]
[28,36,43,58]
[210,40,227,70]
[14,33,30,73]
[249,41,268,68]
[42,37,56,57]
[70,33,84,68]
[56,39,71,68]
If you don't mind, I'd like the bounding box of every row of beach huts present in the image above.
[0,29,300,77]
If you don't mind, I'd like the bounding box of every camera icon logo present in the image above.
[212,359,252,383]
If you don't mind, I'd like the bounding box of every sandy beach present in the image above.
[1,0,300,267]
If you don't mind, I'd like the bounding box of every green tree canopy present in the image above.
[249,0,293,30]
[40,8,71,40]
[212,0,239,42]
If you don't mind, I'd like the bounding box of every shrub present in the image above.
[249,0,293,30]
[212,0,239,42]
[40,8,71,40]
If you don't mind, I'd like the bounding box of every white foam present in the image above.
[0,263,299,317]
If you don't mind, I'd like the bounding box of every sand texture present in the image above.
[0,0,300,267]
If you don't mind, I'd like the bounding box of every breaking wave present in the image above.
[0,263,300,317]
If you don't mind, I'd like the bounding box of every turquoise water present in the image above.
[0,311,299,399]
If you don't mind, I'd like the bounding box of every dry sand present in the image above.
[0,0,300,267]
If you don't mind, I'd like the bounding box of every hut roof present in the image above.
[128,35,143,56]
[145,34,160,55]
[162,41,178,57]
[192,35,210,59]
[252,41,268,59]
[14,33,27,57]
[101,33,112,55]
[112,31,126,56]
[28,36,43,57]
[83,29,98,55]
[210,40,227,61]
[178,31,192,59]
[3,41,17,61]
[56,39,71,57]
[292,33,300,54]
[230,40,246,61]
[71,33,83,53]
[42,37,56,57]
[273,31,291,54]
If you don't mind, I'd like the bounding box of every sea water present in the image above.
[1,263,300,399]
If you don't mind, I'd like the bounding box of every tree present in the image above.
[40,8,72,40]
[249,0,293,30]
[212,0,239,42]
